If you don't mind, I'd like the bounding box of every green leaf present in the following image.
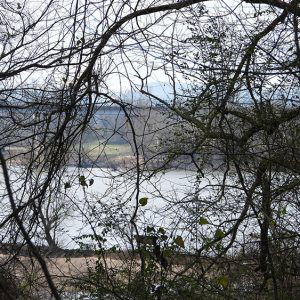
[161,235,168,241]
[217,275,229,288]
[215,229,225,239]
[158,227,166,234]
[199,217,209,225]
[163,249,173,257]
[139,197,148,206]
[64,182,71,189]
[79,175,87,187]
[174,236,185,248]
[110,245,117,252]
[216,242,223,251]
[146,226,155,233]
[204,243,210,251]
[278,207,287,217]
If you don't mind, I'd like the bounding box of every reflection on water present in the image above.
[0,166,200,249]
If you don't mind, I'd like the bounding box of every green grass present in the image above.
[82,141,133,159]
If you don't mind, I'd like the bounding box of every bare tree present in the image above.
[1,0,300,299]
[130,2,300,299]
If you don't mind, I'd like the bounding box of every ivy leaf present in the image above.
[139,197,148,206]
[217,275,229,288]
[174,236,185,248]
[199,217,209,225]
[158,227,166,234]
[215,229,225,239]
[146,226,155,233]
[64,182,71,189]
[79,175,87,187]
[161,235,168,241]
